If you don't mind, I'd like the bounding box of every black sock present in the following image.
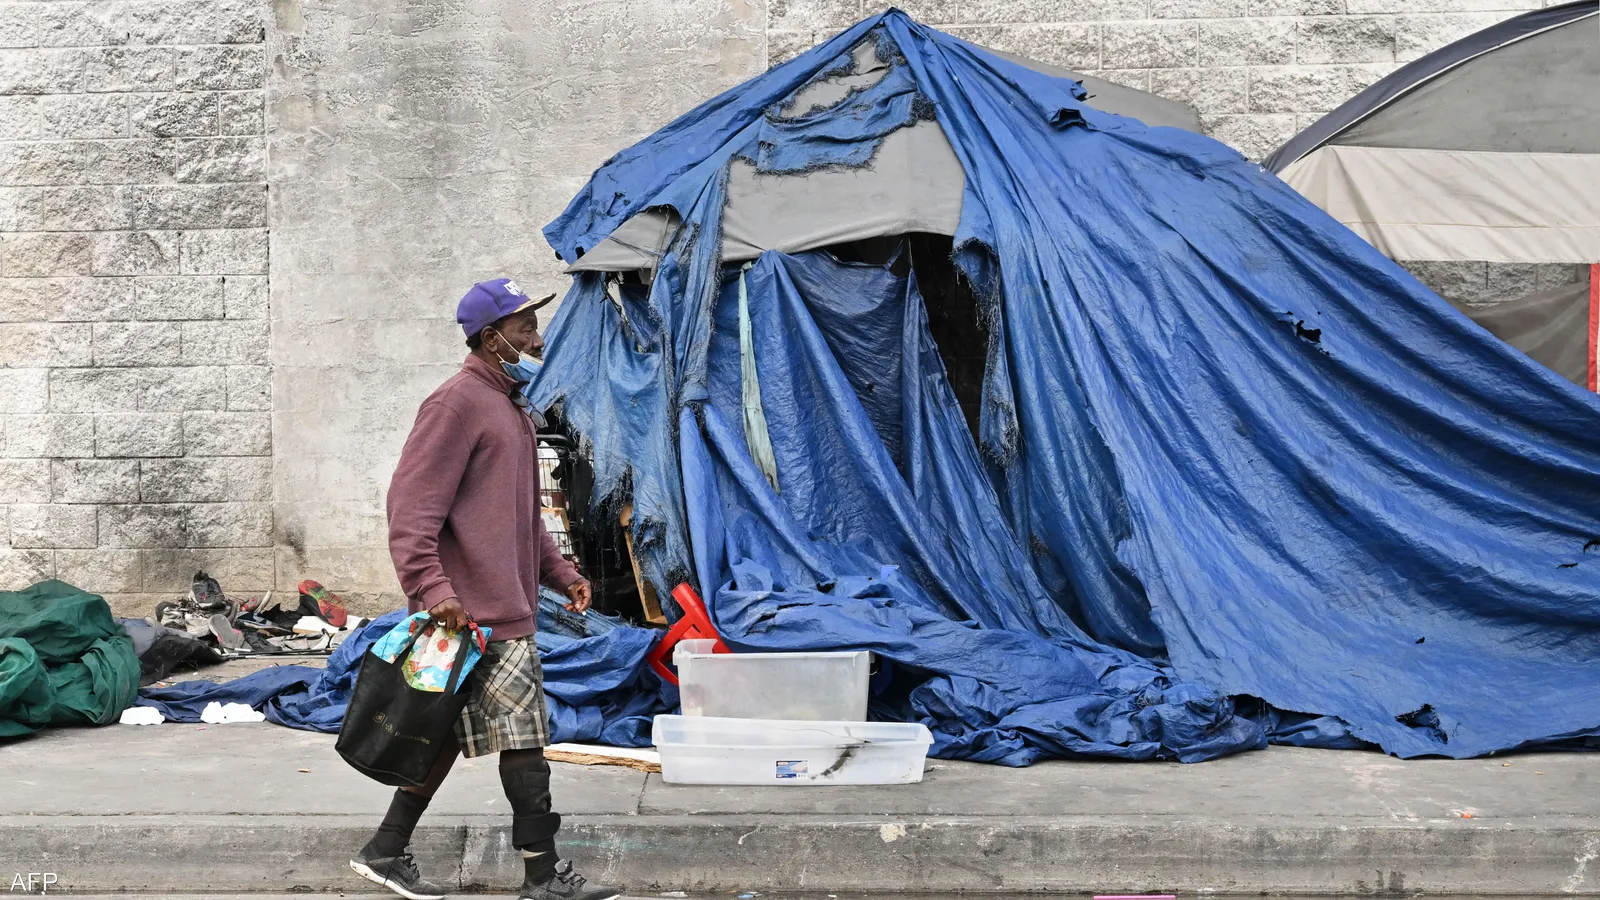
[362,789,432,859]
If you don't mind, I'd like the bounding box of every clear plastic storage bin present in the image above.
[652,715,932,785]
[673,641,870,721]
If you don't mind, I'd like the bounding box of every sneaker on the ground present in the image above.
[519,860,621,900]
[189,570,229,611]
[349,849,448,900]
[209,613,245,651]
[298,579,349,627]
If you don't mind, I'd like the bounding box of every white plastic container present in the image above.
[673,641,871,721]
[652,715,933,785]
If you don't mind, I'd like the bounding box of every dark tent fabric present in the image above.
[534,12,1600,761]
[1265,1,1600,170]
[1450,281,1593,388]
[0,581,140,739]
[119,618,226,686]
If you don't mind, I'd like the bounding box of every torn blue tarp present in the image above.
[138,597,675,745]
[532,11,1600,760]
[136,663,321,724]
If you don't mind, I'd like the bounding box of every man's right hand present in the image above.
[429,597,469,631]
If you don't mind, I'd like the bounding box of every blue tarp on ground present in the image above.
[137,597,677,746]
[527,11,1600,761]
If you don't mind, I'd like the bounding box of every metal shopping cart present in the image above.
[537,424,661,623]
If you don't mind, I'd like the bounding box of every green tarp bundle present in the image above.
[0,580,139,739]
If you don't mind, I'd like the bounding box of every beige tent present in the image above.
[1266,1,1599,388]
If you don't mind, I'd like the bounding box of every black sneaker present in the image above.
[349,849,448,900]
[519,859,621,900]
[189,570,229,611]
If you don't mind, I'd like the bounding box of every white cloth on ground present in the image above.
[118,706,165,726]
[200,701,266,724]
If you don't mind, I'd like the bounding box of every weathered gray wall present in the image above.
[0,0,1571,614]
[778,0,1554,159]
[1399,262,1590,310]
[0,0,270,612]
[266,0,765,611]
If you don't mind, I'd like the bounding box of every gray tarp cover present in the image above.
[1266,1,1597,383]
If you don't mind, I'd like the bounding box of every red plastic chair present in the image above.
[645,583,730,685]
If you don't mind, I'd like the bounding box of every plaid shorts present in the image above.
[454,636,551,758]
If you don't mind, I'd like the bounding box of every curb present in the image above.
[5,815,1599,895]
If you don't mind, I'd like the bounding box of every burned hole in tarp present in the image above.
[1280,309,1330,356]
[754,30,937,177]
[1396,704,1449,745]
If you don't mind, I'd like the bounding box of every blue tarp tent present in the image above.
[527,11,1600,762]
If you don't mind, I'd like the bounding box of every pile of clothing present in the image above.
[0,581,140,739]
[126,573,368,685]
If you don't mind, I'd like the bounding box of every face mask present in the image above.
[486,328,542,384]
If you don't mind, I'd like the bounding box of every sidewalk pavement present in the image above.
[1,721,1597,896]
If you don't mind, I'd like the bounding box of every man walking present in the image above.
[351,278,620,900]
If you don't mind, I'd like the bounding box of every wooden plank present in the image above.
[546,742,662,773]
[619,504,667,625]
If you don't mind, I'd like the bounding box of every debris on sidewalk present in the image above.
[293,615,342,635]
[546,743,662,773]
[119,617,224,686]
[200,701,266,724]
[210,614,246,651]
[123,573,371,688]
[118,706,164,726]
[298,580,349,628]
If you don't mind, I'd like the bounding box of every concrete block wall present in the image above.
[265,0,768,615]
[770,0,1555,160]
[0,0,269,615]
[1399,262,1591,309]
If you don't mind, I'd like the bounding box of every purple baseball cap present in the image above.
[456,278,555,338]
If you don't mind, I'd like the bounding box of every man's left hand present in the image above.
[564,578,592,613]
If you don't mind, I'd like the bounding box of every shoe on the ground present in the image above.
[519,859,621,900]
[299,578,349,627]
[189,570,229,611]
[349,849,448,900]
[237,590,271,617]
[209,613,245,650]
[157,603,212,639]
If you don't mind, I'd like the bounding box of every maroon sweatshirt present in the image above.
[387,354,581,642]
